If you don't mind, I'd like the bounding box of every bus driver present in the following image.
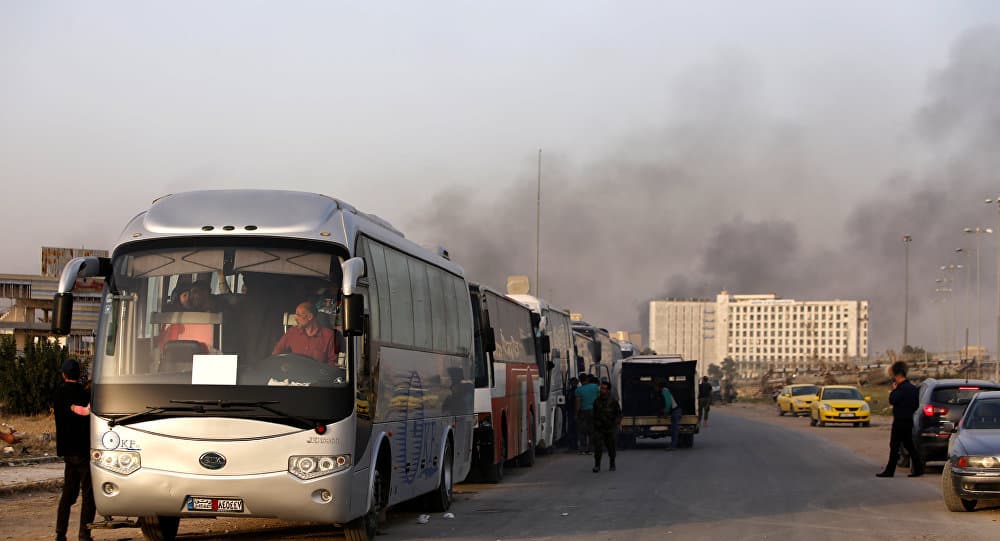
[273,302,339,366]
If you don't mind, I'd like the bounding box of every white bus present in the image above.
[507,293,576,451]
[51,190,474,541]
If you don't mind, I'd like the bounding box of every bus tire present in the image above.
[345,467,384,541]
[678,433,694,448]
[518,417,536,467]
[138,515,179,541]
[484,431,506,483]
[425,439,454,512]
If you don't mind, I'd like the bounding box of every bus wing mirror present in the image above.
[482,327,496,353]
[592,342,602,363]
[52,256,112,336]
[341,257,366,295]
[343,294,364,337]
[539,335,551,354]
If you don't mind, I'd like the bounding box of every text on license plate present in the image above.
[839,413,855,418]
[186,497,244,512]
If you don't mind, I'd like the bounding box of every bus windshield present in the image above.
[94,242,353,425]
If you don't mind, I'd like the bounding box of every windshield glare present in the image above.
[98,245,347,390]
[792,386,819,396]
[822,388,863,400]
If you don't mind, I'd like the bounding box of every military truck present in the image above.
[611,355,700,448]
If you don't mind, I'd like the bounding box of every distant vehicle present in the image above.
[776,384,820,417]
[507,293,576,453]
[571,321,622,386]
[913,379,1000,463]
[710,380,722,403]
[941,390,1000,512]
[468,284,539,482]
[809,385,871,427]
[611,355,700,448]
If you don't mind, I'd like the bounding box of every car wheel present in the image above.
[862,421,870,427]
[942,466,977,512]
[810,416,817,427]
[777,404,785,416]
[817,420,824,427]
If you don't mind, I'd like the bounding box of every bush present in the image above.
[0,335,67,415]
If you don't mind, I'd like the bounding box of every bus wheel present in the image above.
[518,418,536,467]
[426,439,454,512]
[484,434,506,483]
[345,468,383,541]
[138,515,179,541]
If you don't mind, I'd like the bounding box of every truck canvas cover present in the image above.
[619,358,698,417]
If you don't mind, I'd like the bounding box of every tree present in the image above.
[721,357,738,381]
[707,363,723,380]
[0,336,66,415]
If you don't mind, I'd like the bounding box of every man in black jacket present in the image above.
[54,358,95,541]
[877,361,924,478]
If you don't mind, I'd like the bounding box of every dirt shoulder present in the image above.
[719,402,895,468]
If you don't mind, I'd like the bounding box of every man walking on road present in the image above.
[54,358,95,541]
[575,374,599,454]
[591,381,622,472]
[659,381,682,450]
[698,376,713,427]
[877,361,924,478]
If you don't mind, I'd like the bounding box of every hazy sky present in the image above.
[3,2,1000,354]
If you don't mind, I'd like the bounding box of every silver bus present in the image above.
[52,190,474,541]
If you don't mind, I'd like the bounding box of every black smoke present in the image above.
[406,25,1000,356]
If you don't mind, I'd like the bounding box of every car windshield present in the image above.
[964,399,1000,429]
[792,385,819,396]
[933,386,997,406]
[822,388,863,400]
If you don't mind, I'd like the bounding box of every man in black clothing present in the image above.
[591,381,622,473]
[698,376,713,427]
[54,358,95,541]
[877,361,924,478]
[563,377,579,451]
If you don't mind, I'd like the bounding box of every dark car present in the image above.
[912,378,1000,462]
[942,390,1000,512]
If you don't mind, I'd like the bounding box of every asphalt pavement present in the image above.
[3,410,999,540]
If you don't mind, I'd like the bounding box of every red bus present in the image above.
[469,284,539,482]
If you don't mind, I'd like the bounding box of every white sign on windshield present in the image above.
[192,354,238,385]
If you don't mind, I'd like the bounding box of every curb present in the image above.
[0,455,62,467]
[0,478,64,498]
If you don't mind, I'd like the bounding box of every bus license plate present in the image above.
[840,413,855,418]
[186,497,244,512]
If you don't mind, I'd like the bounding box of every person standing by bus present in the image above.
[564,377,579,451]
[54,358,95,541]
[575,374,599,454]
[591,381,622,472]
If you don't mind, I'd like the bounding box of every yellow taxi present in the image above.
[810,385,871,427]
[775,384,820,416]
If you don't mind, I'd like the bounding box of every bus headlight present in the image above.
[289,455,351,480]
[93,450,141,475]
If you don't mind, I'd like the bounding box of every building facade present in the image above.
[650,292,869,378]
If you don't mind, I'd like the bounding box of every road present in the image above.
[4,408,998,540]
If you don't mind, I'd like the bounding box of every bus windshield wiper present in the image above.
[108,403,251,427]
[170,400,320,430]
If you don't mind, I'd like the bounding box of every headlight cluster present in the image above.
[821,403,834,411]
[861,403,870,412]
[288,455,351,480]
[957,456,1000,469]
[93,450,141,475]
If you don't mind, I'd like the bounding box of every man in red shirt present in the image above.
[273,302,339,365]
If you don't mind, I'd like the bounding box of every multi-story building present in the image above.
[650,291,869,378]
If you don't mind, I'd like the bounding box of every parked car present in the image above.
[809,385,871,427]
[941,390,1000,512]
[776,384,820,416]
[913,379,1000,463]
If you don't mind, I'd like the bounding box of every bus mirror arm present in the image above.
[52,256,112,336]
[341,257,366,296]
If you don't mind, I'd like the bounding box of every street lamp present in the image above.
[935,280,952,355]
[964,227,993,367]
[986,197,1000,382]
[903,235,912,354]
[940,264,964,354]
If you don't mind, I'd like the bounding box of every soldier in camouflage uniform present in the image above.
[591,381,622,472]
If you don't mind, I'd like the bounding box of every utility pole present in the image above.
[903,235,912,354]
[535,148,542,297]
